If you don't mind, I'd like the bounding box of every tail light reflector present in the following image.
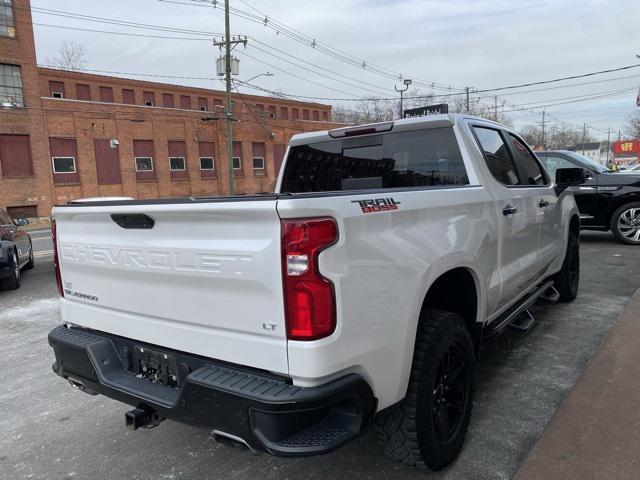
[281,218,338,340]
[52,219,64,298]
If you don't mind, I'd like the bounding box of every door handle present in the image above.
[502,205,518,216]
[538,199,550,208]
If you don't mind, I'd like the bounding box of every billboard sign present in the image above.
[613,140,640,156]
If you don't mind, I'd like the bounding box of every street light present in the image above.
[243,72,274,84]
[395,79,412,118]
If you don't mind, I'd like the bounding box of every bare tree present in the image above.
[517,122,592,149]
[333,89,517,126]
[45,41,88,71]
[623,111,640,139]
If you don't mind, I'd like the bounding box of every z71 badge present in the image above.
[351,197,401,214]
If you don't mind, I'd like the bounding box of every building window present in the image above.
[0,63,23,106]
[135,157,153,172]
[252,142,266,172]
[122,89,135,105]
[0,0,15,38]
[76,83,91,101]
[268,105,277,118]
[198,97,208,111]
[280,107,289,120]
[180,95,191,110]
[162,93,174,108]
[143,91,155,107]
[0,134,33,177]
[312,110,320,121]
[252,157,265,170]
[49,80,65,99]
[99,86,114,103]
[303,109,310,120]
[322,111,329,121]
[52,156,76,174]
[169,157,185,171]
[292,108,299,120]
[232,141,243,171]
[199,157,214,170]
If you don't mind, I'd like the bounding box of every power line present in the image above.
[159,0,466,92]
[26,5,223,36]
[235,50,372,98]
[473,64,640,94]
[247,43,390,97]
[38,64,218,81]
[30,4,640,104]
[32,22,213,41]
[251,39,393,94]
[502,87,637,113]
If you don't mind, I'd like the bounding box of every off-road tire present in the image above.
[610,202,640,245]
[0,250,21,290]
[375,309,474,471]
[553,232,579,302]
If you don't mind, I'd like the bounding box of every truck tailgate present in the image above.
[53,200,288,374]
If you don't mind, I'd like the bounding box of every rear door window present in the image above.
[473,127,521,186]
[281,127,469,193]
[507,134,549,185]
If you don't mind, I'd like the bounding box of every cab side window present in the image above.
[507,134,549,185]
[473,127,520,186]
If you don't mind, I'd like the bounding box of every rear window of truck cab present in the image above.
[281,127,469,193]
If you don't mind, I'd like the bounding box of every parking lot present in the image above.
[1,231,639,480]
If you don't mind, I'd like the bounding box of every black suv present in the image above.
[537,150,640,244]
[0,208,34,290]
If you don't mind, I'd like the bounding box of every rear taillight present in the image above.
[51,219,64,297]
[281,218,338,341]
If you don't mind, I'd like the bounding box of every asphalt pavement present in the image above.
[1,231,639,480]
[27,229,53,255]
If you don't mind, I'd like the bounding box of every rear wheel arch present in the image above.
[420,267,481,350]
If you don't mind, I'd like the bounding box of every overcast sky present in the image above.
[31,0,640,139]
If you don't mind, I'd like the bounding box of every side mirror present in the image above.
[555,168,586,193]
[14,217,29,226]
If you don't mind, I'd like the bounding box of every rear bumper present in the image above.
[48,325,376,456]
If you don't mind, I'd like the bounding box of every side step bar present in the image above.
[508,285,561,333]
[483,280,554,341]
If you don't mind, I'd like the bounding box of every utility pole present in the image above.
[493,95,498,121]
[465,87,470,113]
[538,109,547,149]
[582,123,587,154]
[606,128,612,164]
[213,0,247,196]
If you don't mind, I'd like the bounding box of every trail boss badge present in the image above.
[351,197,401,214]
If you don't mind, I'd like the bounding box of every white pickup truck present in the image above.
[49,114,582,470]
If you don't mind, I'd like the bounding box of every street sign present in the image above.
[403,103,449,118]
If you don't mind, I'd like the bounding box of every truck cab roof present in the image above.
[288,113,504,146]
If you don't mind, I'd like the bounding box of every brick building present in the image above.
[0,0,336,218]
